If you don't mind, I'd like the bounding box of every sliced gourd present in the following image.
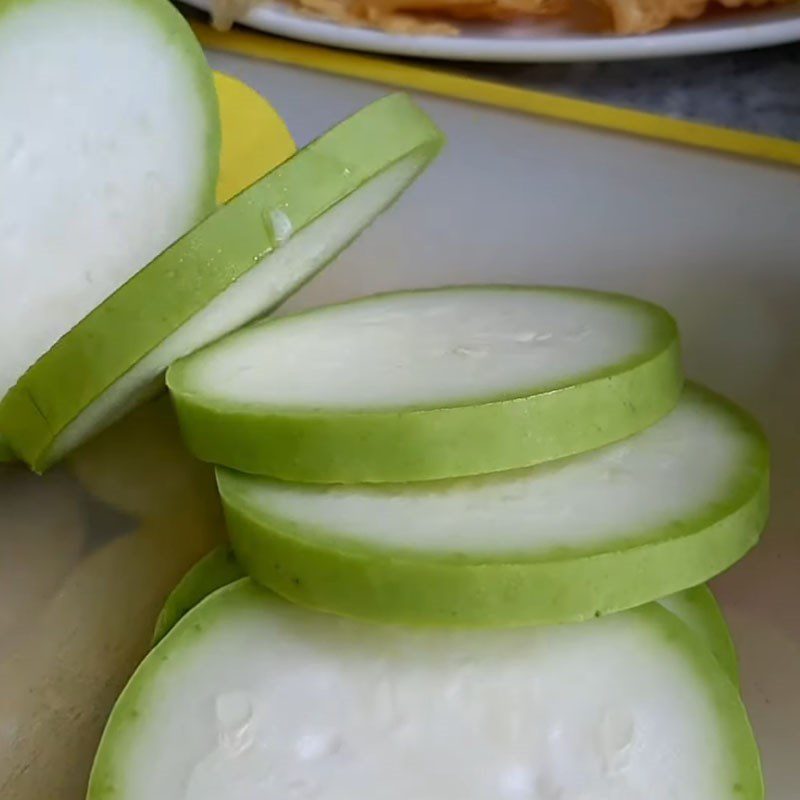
[661,585,739,685]
[168,285,681,483]
[152,546,244,645]
[1,93,443,472]
[67,74,295,520]
[152,547,739,684]
[218,385,768,626]
[0,0,219,450]
[88,580,762,800]
[0,70,293,467]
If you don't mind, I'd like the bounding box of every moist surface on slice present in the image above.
[218,384,768,625]
[1,93,443,470]
[168,285,682,482]
[88,580,762,800]
[0,0,219,408]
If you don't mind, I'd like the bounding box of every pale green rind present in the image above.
[86,581,763,800]
[0,93,443,472]
[660,586,739,685]
[218,385,769,626]
[151,546,243,645]
[151,548,740,684]
[168,286,683,483]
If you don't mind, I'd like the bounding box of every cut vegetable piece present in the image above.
[0,0,219,411]
[1,94,443,472]
[153,547,243,645]
[218,384,768,626]
[68,75,293,520]
[88,581,762,800]
[169,285,681,483]
[659,586,739,684]
[151,549,738,683]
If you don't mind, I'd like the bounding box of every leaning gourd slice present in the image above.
[218,384,768,626]
[88,580,762,800]
[0,0,219,435]
[1,93,443,471]
[168,285,682,482]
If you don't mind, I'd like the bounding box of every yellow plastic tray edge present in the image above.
[195,23,800,170]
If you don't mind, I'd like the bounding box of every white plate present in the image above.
[184,0,800,61]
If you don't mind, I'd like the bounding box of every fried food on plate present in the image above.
[210,0,792,35]
[211,0,565,35]
[595,0,789,34]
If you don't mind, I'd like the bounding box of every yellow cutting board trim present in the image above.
[197,24,800,170]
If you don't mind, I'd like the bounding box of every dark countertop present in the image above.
[464,43,800,139]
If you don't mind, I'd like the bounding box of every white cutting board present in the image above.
[0,51,797,799]
[209,52,800,799]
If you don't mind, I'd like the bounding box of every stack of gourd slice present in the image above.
[2,2,766,796]
[91,288,767,798]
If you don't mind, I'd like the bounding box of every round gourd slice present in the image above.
[88,580,762,800]
[0,70,294,466]
[217,384,768,626]
[168,285,681,483]
[152,546,244,645]
[1,93,443,471]
[661,585,739,685]
[151,546,739,684]
[67,74,296,519]
[0,0,219,423]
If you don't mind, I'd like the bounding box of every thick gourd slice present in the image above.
[661,585,739,684]
[0,70,293,466]
[168,286,681,483]
[0,0,219,430]
[152,547,244,644]
[152,547,740,684]
[88,580,762,800]
[218,385,768,626]
[1,93,443,471]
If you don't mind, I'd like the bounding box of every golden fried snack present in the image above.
[212,0,564,35]
[211,0,792,37]
[591,0,789,33]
